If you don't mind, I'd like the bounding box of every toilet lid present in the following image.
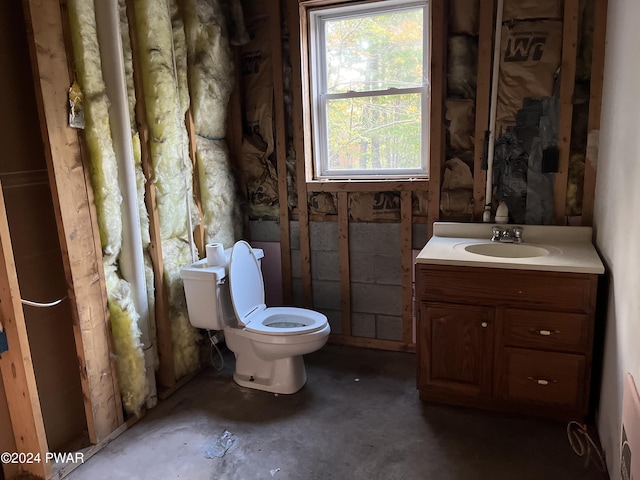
[229,240,265,326]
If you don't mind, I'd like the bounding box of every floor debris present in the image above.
[204,429,236,458]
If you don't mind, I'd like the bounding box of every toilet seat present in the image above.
[229,241,328,336]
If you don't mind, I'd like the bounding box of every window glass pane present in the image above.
[325,7,424,94]
[326,94,422,171]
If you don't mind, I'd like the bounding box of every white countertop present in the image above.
[416,222,605,274]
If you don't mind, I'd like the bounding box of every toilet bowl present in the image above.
[181,240,330,394]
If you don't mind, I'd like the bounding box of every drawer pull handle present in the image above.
[481,322,488,328]
[529,328,560,336]
[527,376,557,386]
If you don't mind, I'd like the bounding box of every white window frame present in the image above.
[308,0,430,181]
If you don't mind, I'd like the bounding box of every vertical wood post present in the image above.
[289,0,313,307]
[427,0,447,237]
[581,0,608,226]
[124,0,176,388]
[553,0,580,225]
[23,0,123,443]
[270,0,293,304]
[337,192,351,336]
[401,191,413,344]
[0,184,49,480]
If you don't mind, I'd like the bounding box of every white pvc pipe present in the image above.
[94,1,151,350]
[483,0,505,223]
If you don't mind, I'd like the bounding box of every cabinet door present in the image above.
[419,303,493,396]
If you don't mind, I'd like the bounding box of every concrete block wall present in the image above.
[249,220,429,341]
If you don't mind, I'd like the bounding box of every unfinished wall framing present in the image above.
[237,0,608,352]
[2,1,249,475]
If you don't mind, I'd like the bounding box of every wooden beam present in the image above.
[337,192,351,336]
[427,0,447,237]
[400,191,413,344]
[581,0,608,226]
[23,0,123,443]
[329,334,416,353]
[307,180,429,193]
[0,184,49,479]
[270,0,293,304]
[553,0,580,225]
[289,0,313,307]
[226,48,250,239]
[185,111,206,257]
[473,0,495,220]
[124,0,175,388]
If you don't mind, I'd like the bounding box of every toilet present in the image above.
[180,240,330,394]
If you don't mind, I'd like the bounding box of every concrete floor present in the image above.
[66,345,608,480]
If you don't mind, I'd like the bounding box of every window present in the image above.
[308,0,429,180]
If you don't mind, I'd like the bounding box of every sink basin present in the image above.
[464,243,551,258]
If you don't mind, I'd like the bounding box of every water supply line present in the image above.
[483,0,505,222]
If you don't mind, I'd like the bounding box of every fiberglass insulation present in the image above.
[134,0,200,378]
[68,0,148,416]
[184,0,242,247]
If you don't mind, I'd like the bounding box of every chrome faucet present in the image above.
[491,226,524,243]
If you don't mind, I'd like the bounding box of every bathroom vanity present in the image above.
[415,223,605,420]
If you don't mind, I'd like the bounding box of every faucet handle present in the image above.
[513,226,524,243]
[491,226,501,242]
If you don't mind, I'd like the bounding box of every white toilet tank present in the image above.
[180,260,229,330]
[180,247,264,331]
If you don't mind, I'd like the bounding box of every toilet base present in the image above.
[233,354,307,394]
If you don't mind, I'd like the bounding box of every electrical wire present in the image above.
[20,296,67,308]
[566,421,606,472]
[208,330,224,371]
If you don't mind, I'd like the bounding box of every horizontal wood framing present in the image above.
[306,214,429,224]
[330,334,416,353]
[307,180,429,193]
[24,0,123,444]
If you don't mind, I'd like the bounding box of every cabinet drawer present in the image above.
[416,265,594,312]
[502,348,585,408]
[503,309,589,353]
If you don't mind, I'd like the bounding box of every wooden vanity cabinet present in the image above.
[415,264,599,420]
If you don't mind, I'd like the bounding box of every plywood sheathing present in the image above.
[23,0,124,443]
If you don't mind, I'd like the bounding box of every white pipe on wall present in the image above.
[94,0,156,405]
[483,0,505,223]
